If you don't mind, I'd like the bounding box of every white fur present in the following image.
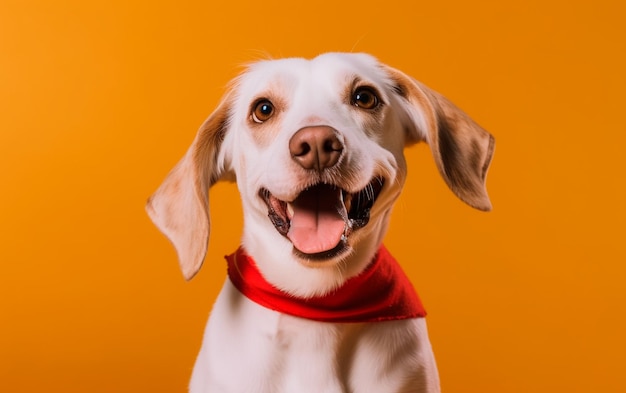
[189,281,439,393]
[147,52,495,393]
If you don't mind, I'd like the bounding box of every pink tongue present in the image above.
[287,185,346,254]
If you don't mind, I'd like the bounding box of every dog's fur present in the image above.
[147,53,494,393]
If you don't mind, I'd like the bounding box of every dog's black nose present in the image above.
[289,126,343,171]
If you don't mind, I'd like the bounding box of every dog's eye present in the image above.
[252,100,274,123]
[352,87,380,110]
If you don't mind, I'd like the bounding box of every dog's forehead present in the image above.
[238,53,388,94]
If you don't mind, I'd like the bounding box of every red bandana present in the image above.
[225,245,426,323]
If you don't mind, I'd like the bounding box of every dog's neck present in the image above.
[226,246,426,323]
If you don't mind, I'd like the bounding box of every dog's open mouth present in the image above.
[259,177,385,260]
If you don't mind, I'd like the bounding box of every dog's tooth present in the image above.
[287,203,294,219]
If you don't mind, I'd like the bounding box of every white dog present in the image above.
[147,53,494,393]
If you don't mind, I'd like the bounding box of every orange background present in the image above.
[1,0,625,392]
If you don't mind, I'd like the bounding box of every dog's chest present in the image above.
[191,280,435,393]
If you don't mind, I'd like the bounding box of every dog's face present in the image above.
[147,53,494,297]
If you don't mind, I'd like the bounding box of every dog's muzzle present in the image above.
[259,177,385,260]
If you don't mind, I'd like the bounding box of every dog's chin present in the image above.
[259,177,385,266]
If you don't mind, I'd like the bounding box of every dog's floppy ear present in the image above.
[385,66,495,211]
[146,94,232,280]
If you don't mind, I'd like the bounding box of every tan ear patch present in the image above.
[384,65,495,211]
[432,101,495,211]
[146,93,233,280]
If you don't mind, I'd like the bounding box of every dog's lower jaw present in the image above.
[241,213,390,298]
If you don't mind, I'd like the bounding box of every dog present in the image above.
[146,53,494,393]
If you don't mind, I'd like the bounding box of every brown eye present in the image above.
[252,99,274,123]
[352,87,379,109]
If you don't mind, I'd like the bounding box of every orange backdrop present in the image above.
[1,0,625,392]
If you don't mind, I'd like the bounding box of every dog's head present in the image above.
[147,53,494,297]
